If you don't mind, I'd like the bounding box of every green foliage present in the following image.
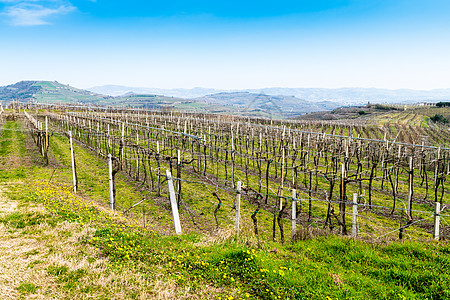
[0,168,26,181]
[27,260,43,268]
[358,110,367,115]
[0,211,50,229]
[47,265,69,276]
[430,114,449,123]
[62,269,88,289]
[16,282,39,294]
[47,265,87,290]
[436,102,450,108]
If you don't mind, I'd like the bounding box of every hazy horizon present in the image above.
[1,1,450,90]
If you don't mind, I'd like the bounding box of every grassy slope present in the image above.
[32,81,106,104]
[1,114,450,299]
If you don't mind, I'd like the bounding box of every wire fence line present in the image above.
[29,103,450,150]
[42,111,450,186]
[164,174,449,216]
[14,108,448,241]
[2,124,448,190]
[64,110,450,154]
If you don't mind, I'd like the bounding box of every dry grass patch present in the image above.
[0,184,176,299]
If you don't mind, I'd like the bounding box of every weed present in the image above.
[47,265,69,276]
[0,211,47,229]
[16,282,39,294]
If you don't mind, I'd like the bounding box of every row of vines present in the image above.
[24,105,450,242]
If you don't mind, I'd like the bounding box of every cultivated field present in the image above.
[1,105,450,299]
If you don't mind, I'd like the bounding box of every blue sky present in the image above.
[1,0,450,90]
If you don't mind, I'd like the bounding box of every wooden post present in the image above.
[45,116,49,148]
[434,147,441,202]
[121,122,125,160]
[166,170,182,235]
[279,148,285,210]
[235,181,242,237]
[434,202,440,241]
[231,129,235,189]
[108,154,115,210]
[69,131,77,193]
[352,193,358,237]
[107,124,111,151]
[136,133,140,180]
[291,189,297,239]
[407,156,413,220]
[176,149,181,203]
[156,141,161,195]
[340,163,347,235]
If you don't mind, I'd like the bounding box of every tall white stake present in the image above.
[69,131,77,193]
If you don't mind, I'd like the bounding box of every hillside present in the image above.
[0,81,340,118]
[0,81,107,104]
[193,92,339,118]
[0,81,40,103]
[32,81,108,104]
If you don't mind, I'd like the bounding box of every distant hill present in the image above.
[20,80,450,118]
[88,85,450,105]
[192,92,339,118]
[87,85,223,99]
[5,80,450,119]
[0,81,340,118]
[0,81,41,103]
[107,93,187,109]
[0,81,108,104]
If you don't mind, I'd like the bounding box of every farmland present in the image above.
[1,104,450,299]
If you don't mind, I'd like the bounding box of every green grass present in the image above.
[33,182,450,299]
[16,282,40,294]
[2,116,450,299]
[0,211,47,229]
[0,121,16,157]
[0,168,26,180]
[25,175,450,299]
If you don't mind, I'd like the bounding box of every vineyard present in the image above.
[22,105,450,241]
[1,104,450,299]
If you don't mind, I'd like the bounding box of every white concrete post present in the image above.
[108,154,115,210]
[166,170,182,235]
[352,193,358,237]
[292,189,297,238]
[434,202,441,241]
[45,116,49,148]
[69,131,77,193]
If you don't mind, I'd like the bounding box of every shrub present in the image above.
[430,114,449,123]
[16,283,39,294]
[436,102,450,107]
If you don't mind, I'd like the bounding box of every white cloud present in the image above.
[1,1,76,26]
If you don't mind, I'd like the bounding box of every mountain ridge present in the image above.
[2,80,449,119]
[88,85,450,104]
[0,81,340,118]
